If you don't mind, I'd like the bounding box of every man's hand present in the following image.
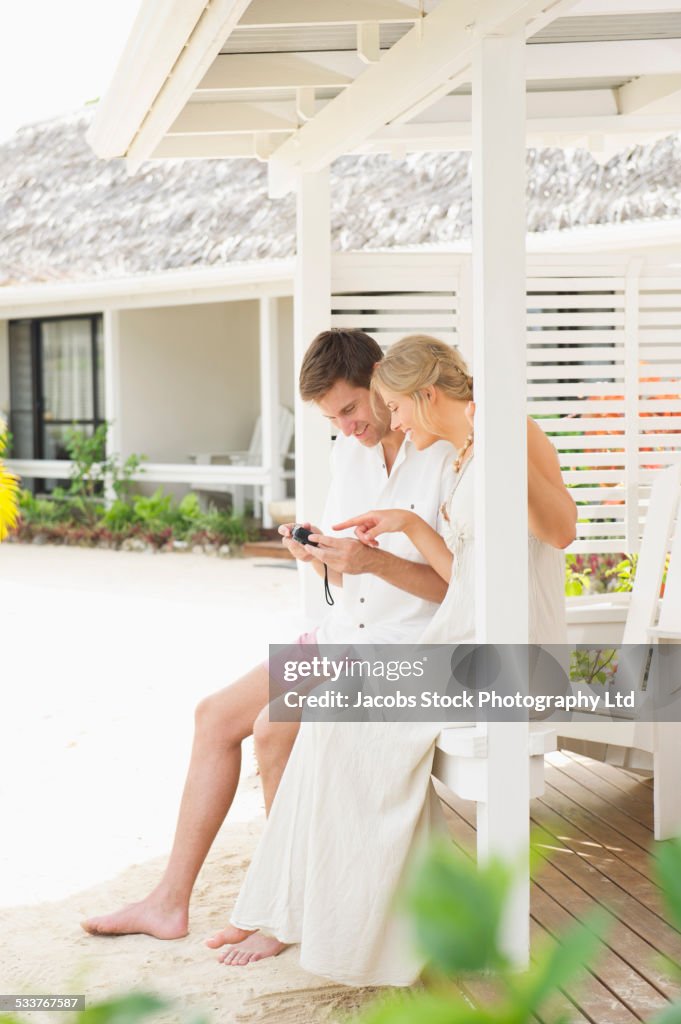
[278,521,320,563]
[304,533,378,575]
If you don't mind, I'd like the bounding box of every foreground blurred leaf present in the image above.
[655,839,681,939]
[651,1002,681,1024]
[78,994,169,1024]
[512,910,608,1015]
[405,841,512,975]
[356,990,499,1024]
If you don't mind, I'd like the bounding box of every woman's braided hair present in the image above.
[371,334,473,429]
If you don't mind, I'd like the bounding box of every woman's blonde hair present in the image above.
[372,334,473,429]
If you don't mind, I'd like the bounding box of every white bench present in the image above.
[557,461,681,840]
[189,405,294,524]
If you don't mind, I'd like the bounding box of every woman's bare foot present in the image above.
[81,895,188,940]
[205,924,255,948]
[219,931,288,966]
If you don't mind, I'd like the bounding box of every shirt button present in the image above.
[360,597,365,603]
[359,623,365,629]
[410,503,415,509]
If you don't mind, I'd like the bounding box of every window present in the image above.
[9,315,104,484]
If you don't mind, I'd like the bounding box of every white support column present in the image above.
[294,169,332,620]
[102,309,122,504]
[624,258,643,552]
[259,296,281,528]
[0,320,10,420]
[456,257,474,366]
[471,30,530,968]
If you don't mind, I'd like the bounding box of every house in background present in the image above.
[1,112,681,527]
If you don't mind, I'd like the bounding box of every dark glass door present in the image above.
[9,315,104,476]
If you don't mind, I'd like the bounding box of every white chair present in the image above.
[557,461,681,840]
[190,406,294,521]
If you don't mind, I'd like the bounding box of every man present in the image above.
[82,328,454,941]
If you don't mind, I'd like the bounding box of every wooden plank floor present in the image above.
[436,749,681,1024]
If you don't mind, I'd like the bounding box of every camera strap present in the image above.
[323,565,334,606]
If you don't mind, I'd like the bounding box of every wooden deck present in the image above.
[437,749,681,1024]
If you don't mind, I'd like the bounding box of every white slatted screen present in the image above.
[332,252,463,352]
[332,252,681,555]
[526,262,628,554]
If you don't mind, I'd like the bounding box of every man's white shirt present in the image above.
[316,432,455,645]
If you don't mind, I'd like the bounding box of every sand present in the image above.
[0,545,381,1024]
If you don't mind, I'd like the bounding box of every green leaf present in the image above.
[655,839,681,938]
[405,841,512,975]
[649,1002,681,1024]
[355,990,499,1024]
[514,910,608,1015]
[77,993,169,1024]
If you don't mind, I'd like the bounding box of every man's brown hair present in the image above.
[299,328,383,402]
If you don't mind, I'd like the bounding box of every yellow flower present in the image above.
[0,460,19,542]
[0,425,20,542]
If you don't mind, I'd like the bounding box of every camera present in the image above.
[290,524,318,547]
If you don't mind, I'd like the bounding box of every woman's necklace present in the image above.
[441,432,474,522]
[453,431,474,474]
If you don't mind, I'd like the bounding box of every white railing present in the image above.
[6,460,272,488]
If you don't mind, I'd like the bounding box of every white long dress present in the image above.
[230,457,567,987]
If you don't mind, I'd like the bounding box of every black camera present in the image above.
[290,524,318,547]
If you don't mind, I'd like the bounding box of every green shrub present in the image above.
[12,425,256,552]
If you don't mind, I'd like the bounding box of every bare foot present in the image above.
[81,896,188,940]
[218,930,288,966]
[205,924,255,949]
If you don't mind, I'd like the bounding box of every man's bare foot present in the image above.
[218,930,288,966]
[81,897,188,940]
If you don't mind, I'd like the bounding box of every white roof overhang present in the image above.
[89,0,681,195]
[0,260,295,319]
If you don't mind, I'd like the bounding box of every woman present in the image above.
[211,335,576,986]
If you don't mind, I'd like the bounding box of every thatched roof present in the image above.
[1,109,681,286]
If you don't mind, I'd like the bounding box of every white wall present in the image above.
[277,296,295,411]
[0,320,9,424]
[118,301,260,462]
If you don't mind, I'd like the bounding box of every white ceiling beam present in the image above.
[254,133,281,161]
[240,0,420,27]
[405,89,619,123]
[169,102,298,135]
[267,0,576,196]
[362,110,681,151]
[617,74,681,116]
[193,36,670,114]
[196,52,355,92]
[357,22,381,63]
[525,39,681,79]
[568,0,681,14]
[296,87,318,121]
[88,0,216,159]
[166,87,621,143]
[123,0,254,172]
[152,133,296,159]
[393,38,681,124]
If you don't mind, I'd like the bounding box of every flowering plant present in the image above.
[0,420,19,542]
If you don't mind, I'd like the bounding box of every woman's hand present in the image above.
[332,509,418,547]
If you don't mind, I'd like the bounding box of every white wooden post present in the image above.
[0,320,10,421]
[294,170,332,619]
[103,309,122,504]
[472,30,530,968]
[624,258,643,553]
[259,296,281,528]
